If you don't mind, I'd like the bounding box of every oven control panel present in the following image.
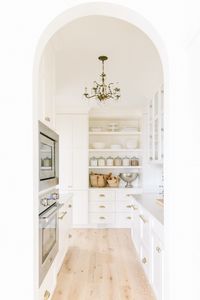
[39,188,59,214]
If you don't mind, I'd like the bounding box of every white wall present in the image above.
[0,1,200,300]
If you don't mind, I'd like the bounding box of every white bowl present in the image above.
[126,139,138,149]
[110,144,122,149]
[92,142,106,149]
[90,127,102,132]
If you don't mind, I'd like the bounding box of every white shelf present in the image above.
[89,148,142,152]
[89,166,142,169]
[89,131,141,135]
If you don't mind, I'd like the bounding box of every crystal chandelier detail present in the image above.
[83,56,121,102]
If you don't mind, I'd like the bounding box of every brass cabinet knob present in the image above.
[99,216,105,219]
[156,246,161,253]
[99,205,105,208]
[142,257,147,264]
[68,204,72,208]
[127,216,131,220]
[44,290,50,300]
[126,194,134,197]
[132,205,138,210]
[126,205,132,208]
[99,194,105,197]
[68,234,72,239]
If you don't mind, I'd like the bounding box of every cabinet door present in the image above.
[131,203,141,253]
[152,234,163,299]
[56,115,73,191]
[73,190,88,226]
[73,149,88,189]
[73,114,88,149]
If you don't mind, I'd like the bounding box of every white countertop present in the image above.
[134,193,164,225]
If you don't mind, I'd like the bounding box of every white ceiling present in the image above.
[48,16,163,113]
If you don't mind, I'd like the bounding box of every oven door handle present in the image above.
[39,203,64,223]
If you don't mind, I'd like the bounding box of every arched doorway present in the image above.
[33,2,167,299]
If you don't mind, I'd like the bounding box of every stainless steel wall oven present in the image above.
[39,121,59,191]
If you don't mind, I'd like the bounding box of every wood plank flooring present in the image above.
[52,229,156,300]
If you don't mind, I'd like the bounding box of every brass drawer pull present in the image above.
[68,204,72,208]
[139,215,148,223]
[45,117,50,122]
[68,234,72,239]
[126,205,132,208]
[126,194,134,197]
[156,246,161,253]
[142,257,147,264]
[99,205,105,208]
[127,216,131,220]
[44,290,50,300]
[99,194,105,197]
[99,216,105,219]
[58,211,67,220]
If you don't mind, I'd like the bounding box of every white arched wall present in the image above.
[33,2,168,299]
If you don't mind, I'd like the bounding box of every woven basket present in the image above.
[107,176,120,187]
[90,172,112,188]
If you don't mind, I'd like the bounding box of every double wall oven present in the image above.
[39,122,60,286]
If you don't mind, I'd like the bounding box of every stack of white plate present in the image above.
[90,127,102,132]
[120,127,138,132]
[107,123,119,131]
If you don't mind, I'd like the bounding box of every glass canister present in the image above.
[114,156,122,166]
[106,156,114,166]
[90,156,98,167]
[131,156,139,166]
[98,156,106,167]
[122,156,130,166]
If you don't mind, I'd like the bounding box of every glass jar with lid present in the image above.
[90,156,98,167]
[131,156,139,166]
[122,156,130,166]
[114,156,122,166]
[98,156,106,167]
[106,156,114,166]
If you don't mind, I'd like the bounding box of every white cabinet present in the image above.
[38,47,56,129]
[148,86,164,163]
[152,233,163,300]
[55,114,88,191]
[131,201,141,252]
[39,261,56,300]
[73,190,88,226]
[56,193,73,273]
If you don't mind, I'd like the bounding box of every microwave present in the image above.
[39,121,59,191]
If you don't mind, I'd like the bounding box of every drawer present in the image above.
[116,213,133,228]
[139,210,151,248]
[116,199,133,212]
[89,213,115,225]
[116,189,136,201]
[89,200,115,213]
[89,189,115,201]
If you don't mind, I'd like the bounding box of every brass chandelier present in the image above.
[83,56,121,102]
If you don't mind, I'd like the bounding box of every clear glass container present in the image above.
[131,156,139,166]
[106,156,114,166]
[114,156,122,166]
[90,156,98,167]
[98,156,106,166]
[122,156,130,166]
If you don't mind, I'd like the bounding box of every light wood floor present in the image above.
[52,229,156,300]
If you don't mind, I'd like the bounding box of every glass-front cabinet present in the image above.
[148,86,164,163]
